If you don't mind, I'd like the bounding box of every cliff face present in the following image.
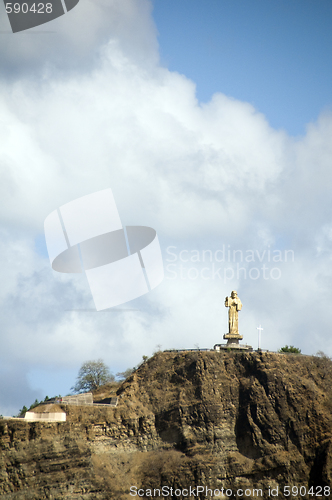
[1,351,332,499]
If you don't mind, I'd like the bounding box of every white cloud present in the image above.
[0,0,331,414]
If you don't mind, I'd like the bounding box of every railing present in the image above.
[60,393,118,407]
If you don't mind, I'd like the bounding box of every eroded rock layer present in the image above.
[1,351,332,499]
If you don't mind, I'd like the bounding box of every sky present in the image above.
[153,0,332,136]
[0,0,332,416]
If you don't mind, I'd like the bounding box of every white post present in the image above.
[256,325,263,350]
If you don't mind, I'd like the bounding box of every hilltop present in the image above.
[0,351,332,499]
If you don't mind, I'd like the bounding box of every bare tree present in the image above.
[71,359,114,393]
[116,367,135,381]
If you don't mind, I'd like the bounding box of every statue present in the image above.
[224,290,243,344]
[225,290,242,335]
[214,289,252,351]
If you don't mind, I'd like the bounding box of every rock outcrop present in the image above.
[1,351,332,499]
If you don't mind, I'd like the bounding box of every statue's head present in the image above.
[231,290,237,298]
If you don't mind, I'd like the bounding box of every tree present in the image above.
[316,350,331,360]
[30,399,39,409]
[71,359,114,393]
[116,367,135,381]
[116,356,149,381]
[16,405,28,418]
[278,345,301,354]
[14,395,61,418]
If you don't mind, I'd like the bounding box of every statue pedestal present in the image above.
[223,333,243,345]
[214,333,253,352]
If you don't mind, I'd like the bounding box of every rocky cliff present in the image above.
[1,351,332,499]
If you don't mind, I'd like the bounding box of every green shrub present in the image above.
[278,345,301,354]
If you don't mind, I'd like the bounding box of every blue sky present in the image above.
[152,0,332,135]
[0,0,332,415]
